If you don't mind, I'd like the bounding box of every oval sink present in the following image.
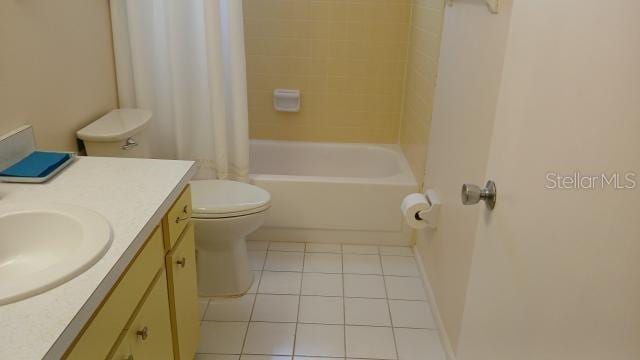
[0,203,112,305]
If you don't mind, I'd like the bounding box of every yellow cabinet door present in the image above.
[166,223,200,360]
[110,270,174,360]
[66,226,165,360]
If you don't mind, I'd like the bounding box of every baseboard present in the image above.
[413,246,458,360]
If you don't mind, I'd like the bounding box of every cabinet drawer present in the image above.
[163,185,192,250]
[166,223,200,360]
[108,270,174,360]
[65,226,165,360]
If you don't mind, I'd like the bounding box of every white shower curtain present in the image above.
[110,0,250,181]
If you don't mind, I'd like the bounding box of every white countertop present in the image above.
[0,156,196,360]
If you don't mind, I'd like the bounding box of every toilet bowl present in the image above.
[190,180,270,297]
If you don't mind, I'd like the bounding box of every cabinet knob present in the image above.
[136,326,149,341]
[176,257,187,268]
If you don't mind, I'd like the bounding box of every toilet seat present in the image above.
[190,180,271,219]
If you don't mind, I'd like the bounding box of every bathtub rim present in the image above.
[249,139,417,186]
[249,173,416,186]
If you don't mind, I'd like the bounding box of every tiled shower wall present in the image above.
[243,0,412,143]
[398,0,445,180]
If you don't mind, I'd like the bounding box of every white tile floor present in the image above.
[196,242,446,360]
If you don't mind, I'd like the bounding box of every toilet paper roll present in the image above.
[401,193,431,229]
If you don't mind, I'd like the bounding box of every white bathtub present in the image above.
[248,140,418,245]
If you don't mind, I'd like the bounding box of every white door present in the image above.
[456,1,640,359]
[416,0,514,351]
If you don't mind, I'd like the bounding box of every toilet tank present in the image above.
[77,109,152,158]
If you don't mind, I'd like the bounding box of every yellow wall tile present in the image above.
[243,0,413,144]
[399,0,446,180]
[244,0,443,151]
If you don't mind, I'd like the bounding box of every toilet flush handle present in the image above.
[121,137,139,150]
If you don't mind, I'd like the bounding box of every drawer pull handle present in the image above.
[175,205,190,223]
[137,326,149,341]
[177,257,187,268]
[175,216,188,223]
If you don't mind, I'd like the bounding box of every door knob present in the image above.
[461,180,497,210]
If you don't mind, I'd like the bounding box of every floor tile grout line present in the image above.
[379,247,401,360]
[291,247,306,357]
[253,290,427,301]
[258,267,422,278]
[199,350,397,360]
[299,294,345,299]
[306,251,343,254]
[198,349,397,359]
[342,244,348,359]
[240,240,269,355]
[201,297,212,322]
[379,252,417,258]
[201,318,437,330]
[267,249,306,253]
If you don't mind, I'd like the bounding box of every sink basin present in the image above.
[0,203,112,305]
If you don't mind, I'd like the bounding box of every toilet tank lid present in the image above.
[77,109,152,141]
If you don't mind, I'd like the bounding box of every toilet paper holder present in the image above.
[401,189,442,230]
[418,189,441,229]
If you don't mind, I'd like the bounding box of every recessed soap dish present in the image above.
[273,89,301,113]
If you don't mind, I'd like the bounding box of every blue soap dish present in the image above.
[0,152,76,183]
[0,126,76,183]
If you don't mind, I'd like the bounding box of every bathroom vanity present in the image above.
[0,156,198,360]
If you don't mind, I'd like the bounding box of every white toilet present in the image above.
[190,180,270,296]
[78,109,271,297]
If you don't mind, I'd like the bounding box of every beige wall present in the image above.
[457,1,640,359]
[414,0,513,354]
[0,0,118,151]
[399,0,445,181]
[243,0,411,143]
